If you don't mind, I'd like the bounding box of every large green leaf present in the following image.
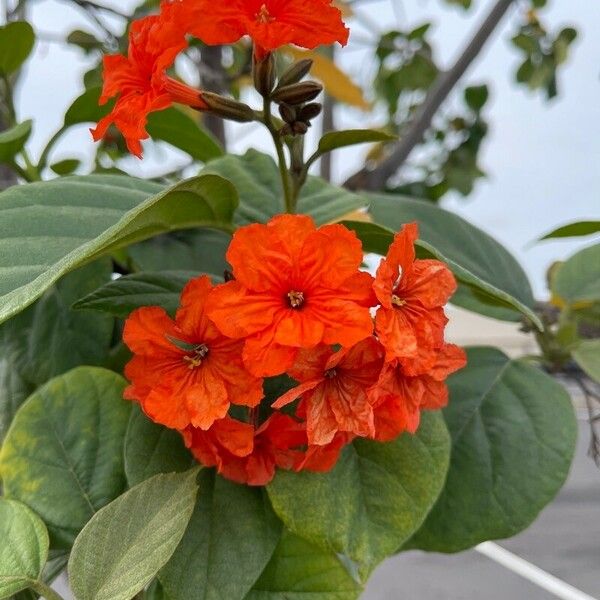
[539,220,600,241]
[572,340,600,384]
[0,173,238,324]
[244,530,361,600]
[128,229,231,274]
[346,218,542,329]
[160,470,282,600]
[409,347,577,553]
[553,243,600,307]
[0,499,48,598]
[0,22,35,75]
[73,271,200,319]
[202,149,365,225]
[124,405,194,487]
[366,193,537,322]
[0,261,114,442]
[0,367,131,549]
[267,412,450,578]
[317,129,395,155]
[146,108,224,162]
[0,121,32,164]
[69,469,199,600]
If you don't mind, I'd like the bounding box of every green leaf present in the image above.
[68,469,199,600]
[346,219,542,329]
[0,499,49,598]
[0,121,32,164]
[73,271,201,318]
[160,470,282,600]
[0,173,238,325]
[464,85,489,112]
[128,229,231,274]
[244,530,361,600]
[67,30,102,54]
[124,405,194,487]
[267,411,450,578]
[409,347,577,553]
[64,86,110,127]
[317,129,396,155]
[50,159,80,176]
[0,367,132,549]
[572,340,600,384]
[202,150,365,226]
[553,243,600,307]
[0,261,114,442]
[538,220,600,241]
[146,108,224,162]
[0,22,35,75]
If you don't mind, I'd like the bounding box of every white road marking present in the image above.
[476,542,598,600]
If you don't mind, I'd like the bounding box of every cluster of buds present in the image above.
[255,56,324,137]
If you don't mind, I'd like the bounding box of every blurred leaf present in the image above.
[124,404,194,487]
[146,108,224,162]
[49,158,80,176]
[539,220,600,241]
[553,243,600,307]
[0,173,237,325]
[409,347,577,552]
[69,470,199,600]
[0,120,32,164]
[244,531,361,600]
[317,129,396,156]
[0,367,131,549]
[67,30,102,54]
[464,85,489,112]
[64,86,111,127]
[572,340,600,384]
[160,470,282,600]
[0,499,48,598]
[0,22,35,75]
[286,48,370,110]
[268,412,450,578]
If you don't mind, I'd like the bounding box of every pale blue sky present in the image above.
[7,0,600,297]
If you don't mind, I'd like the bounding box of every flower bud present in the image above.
[279,103,297,124]
[277,59,314,88]
[299,102,322,122]
[253,52,276,97]
[200,92,256,122]
[271,81,323,106]
[292,121,309,135]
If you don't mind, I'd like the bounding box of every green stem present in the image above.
[30,580,66,600]
[9,159,31,182]
[263,96,294,214]
[21,148,41,181]
[38,126,68,173]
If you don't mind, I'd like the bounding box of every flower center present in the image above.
[391,294,406,308]
[183,344,209,370]
[256,4,275,23]
[325,368,337,379]
[287,290,305,309]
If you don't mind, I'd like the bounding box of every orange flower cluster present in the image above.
[92,0,348,156]
[123,216,466,486]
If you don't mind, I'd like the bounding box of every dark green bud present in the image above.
[271,81,323,106]
[277,59,314,88]
[200,92,255,122]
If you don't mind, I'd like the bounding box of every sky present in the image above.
[7,0,600,298]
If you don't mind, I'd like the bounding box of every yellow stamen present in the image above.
[183,356,203,370]
[287,290,305,309]
[257,3,275,23]
[391,294,406,307]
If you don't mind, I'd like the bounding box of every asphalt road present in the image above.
[363,420,600,600]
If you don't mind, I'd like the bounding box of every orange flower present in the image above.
[123,276,263,431]
[91,14,206,157]
[273,338,384,445]
[184,413,306,486]
[374,223,457,362]
[162,0,349,58]
[370,343,467,442]
[207,215,375,377]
